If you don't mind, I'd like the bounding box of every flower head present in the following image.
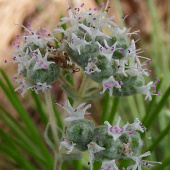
[9,24,60,96]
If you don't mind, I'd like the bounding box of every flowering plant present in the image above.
[3,0,167,170]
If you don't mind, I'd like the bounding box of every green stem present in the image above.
[54,154,62,170]
[44,89,59,149]
[78,75,91,102]
[44,89,61,170]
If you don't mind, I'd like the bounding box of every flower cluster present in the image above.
[8,24,60,96]
[57,101,161,170]
[54,1,160,100]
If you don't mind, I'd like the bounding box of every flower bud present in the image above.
[94,126,123,161]
[65,119,95,151]
[27,62,60,84]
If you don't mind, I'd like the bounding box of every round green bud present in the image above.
[130,132,143,155]
[27,63,60,84]
[65,119,95,151]
[112,74,145,97]
[87,56,117,83]
[94,126,123,161]
[119,132,143,157]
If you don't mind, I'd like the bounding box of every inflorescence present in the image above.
[57,100,162,170]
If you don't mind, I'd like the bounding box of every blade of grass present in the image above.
[151,157,170,170]
[0,107,52,169]
[52,97,63,130]
[0,130,36,170]
[72,160,83,170]
[0,69,53,163]
[107,97,119,124]
[147,122,170,152]
[101,93,110,124]
[145,86,170,129]
[31,91,48,125]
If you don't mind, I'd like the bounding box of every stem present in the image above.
[78,75,91,99]
[44,89,62,170]
[54,154,62,170]
[44,89,59,150]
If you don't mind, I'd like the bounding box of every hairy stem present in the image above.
[54,154,62,170]
[44,89,61,170]
[78,75,91,99]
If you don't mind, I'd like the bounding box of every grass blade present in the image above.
[101,93,110,124]
[145,86,170,129]
[147,122,170,152]
[107,97,119,124]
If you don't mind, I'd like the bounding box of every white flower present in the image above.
[56,100,91,122]
[23,27,54,48]
[69,33,90,54]
[96,39,117,61]
[79,23,110,40]
[14,78,51,96]
[136,81,154,101]
[128,118,144,133]
[127,151,162,170]
[84,58,101,74]
[101,160,119,170]
[33,82,51,94]
[104,117,129,141]
[59,139,76,154]
[115,59,128,77]
[32,49,54,71]
[101,76,121,96]
[14,78,33,96]
[88,142,105,170]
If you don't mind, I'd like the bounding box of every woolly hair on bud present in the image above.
[94,126,123,161]
[27,62,60,84]
[65,119,95,151]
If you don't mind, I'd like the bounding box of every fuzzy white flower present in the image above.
[14,78,52,96]
[56,100,91,122]
[115,59,128,77]
[79,23,110,40]
[69,33,90,54]
[101,76,121,96]
[32,49,54,71]
[22,27,54,48]
[33,82,51,93]
[96,39,117,61]
[128,118,144,133]
[59,139,76,154]
[136,81,154,101]
[14,78,33,96]
[101,160,119,170]
[104,117,129,141]
[127,151,162,170]
[84,58,101,74]
[88,142,105,170]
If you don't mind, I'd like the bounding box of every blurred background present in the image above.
[0,0,169,170]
